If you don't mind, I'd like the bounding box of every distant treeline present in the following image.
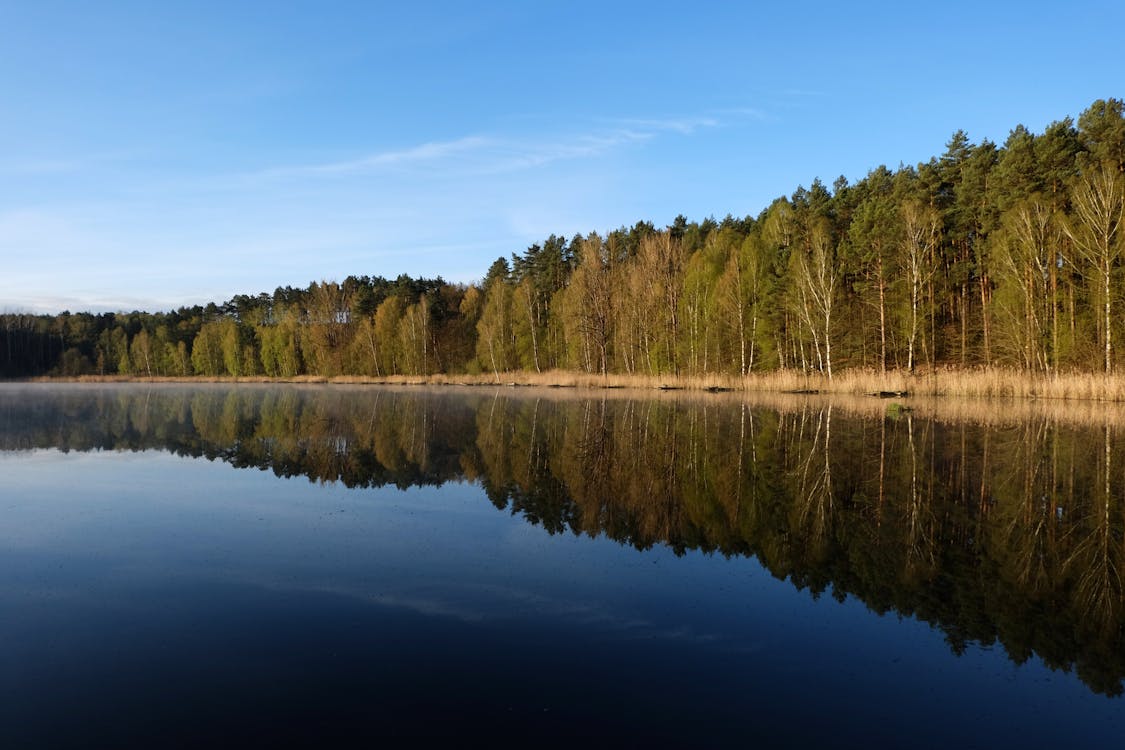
[4,98,1125,379]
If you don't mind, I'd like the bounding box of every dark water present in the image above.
[1,384,1123,747]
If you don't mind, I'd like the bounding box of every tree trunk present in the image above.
[1105,260,1113,374]
[878,267,888,374]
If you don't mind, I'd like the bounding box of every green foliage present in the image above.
[476,281,514,377]
[259,314,301,377]
[191,321,224,376]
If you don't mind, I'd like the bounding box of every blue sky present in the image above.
[2,1,1123,313]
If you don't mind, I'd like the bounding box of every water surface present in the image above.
[1,384,1123,746]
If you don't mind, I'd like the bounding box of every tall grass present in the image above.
[30,366,1125,404]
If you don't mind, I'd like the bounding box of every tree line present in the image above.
[4,98,1125,379]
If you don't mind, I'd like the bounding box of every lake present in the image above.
[1,383,1123,746]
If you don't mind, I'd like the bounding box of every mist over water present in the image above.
[1,384,1123,746]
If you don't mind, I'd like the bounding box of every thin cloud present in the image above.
[713,106,769,121]
[241,132,640,183]
[473,129,653,173]
[242,577,731,648]
[254,135,492,179]
[607,115,721,134]
[233,114,718,186]
[781,88,828,98]
[600,108,772,132]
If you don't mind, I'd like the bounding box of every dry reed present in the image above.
[23,367,1125,429]
[26,367,1125,404]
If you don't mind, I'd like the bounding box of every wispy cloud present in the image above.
[713,106,769,121]
[235,132,642,185]
[245,577,732,648]
[253,135,492,179]
[232,111,732,186]
[603,108,771,132]
[472,129,653,173]
[780,88,828,98]
[605,115,721,134]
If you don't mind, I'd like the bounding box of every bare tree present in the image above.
[566,233,614,374]
[791,222,840,377]
[995,198,1062,372]
[900,201,941,373]
[1064,163,1125,374]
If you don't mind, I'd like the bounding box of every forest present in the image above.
[3,98,1124,380]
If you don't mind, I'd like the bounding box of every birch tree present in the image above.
[1063,163,1125,374]
[993,197,1062,371]
[560,233,613,374]
[791,222,840,377]
[900,201,941,372]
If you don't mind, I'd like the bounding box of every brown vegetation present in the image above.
[32,365,1125,405]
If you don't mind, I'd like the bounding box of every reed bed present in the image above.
[27,367,1125,404]
[723,390,1125,429]
[25,367,1125,429]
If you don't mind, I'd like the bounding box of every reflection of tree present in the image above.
[1065,424,1124,636]
[790,405,835,561]
[2,386,1125,694]
[992,420,1055,594]
[902,414,936,582]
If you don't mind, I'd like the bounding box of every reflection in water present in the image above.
[2,384,1124,695]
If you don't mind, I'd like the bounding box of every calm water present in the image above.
[1,384,1123,746]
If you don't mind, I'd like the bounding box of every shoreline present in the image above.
[15,366,1125,402]
[13,369,1125,429]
